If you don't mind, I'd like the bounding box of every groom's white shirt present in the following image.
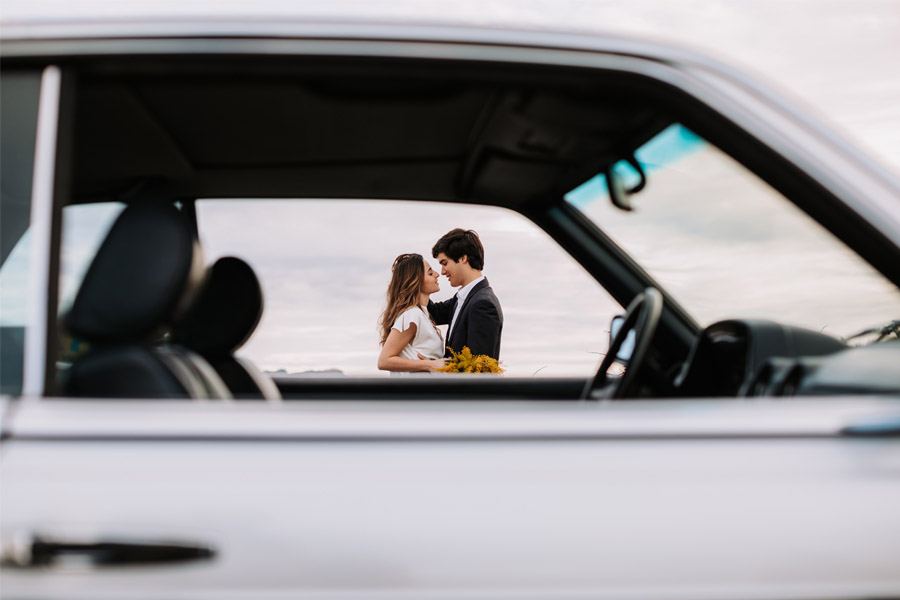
[448,274,485,339]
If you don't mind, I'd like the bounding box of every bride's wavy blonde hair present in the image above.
[379,253,435,345]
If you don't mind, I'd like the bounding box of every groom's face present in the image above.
[436,252,465,288]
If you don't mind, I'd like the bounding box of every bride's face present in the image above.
[422,260,441,294]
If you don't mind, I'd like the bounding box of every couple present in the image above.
[377,228,503,373]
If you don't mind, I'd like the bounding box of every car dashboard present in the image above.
[673,319,900,398]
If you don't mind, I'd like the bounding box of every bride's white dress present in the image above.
[392,305,444,362]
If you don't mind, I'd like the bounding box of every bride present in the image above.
[377,253,446,373]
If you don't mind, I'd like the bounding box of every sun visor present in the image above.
[464,153,579,205]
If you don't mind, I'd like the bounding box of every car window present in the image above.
[565,124,900,339]
[0,70,42,395]
[196,199,622,377]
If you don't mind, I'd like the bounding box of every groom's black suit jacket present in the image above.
[428,278,503,359]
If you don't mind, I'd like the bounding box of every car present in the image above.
[1,6,900,599]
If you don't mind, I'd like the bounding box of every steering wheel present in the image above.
[582,287,663,400]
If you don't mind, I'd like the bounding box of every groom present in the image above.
[427,228,503,359]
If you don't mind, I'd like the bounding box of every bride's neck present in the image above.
[417,292,430,307]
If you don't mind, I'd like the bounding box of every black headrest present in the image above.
[66,201,204,343]
[173,257,263,359]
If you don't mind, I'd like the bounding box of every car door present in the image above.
[2,26,900,600]
[3,398,900,599]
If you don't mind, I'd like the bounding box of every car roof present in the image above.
[0,2,861,164]
[1,5,891,172]
[0,2,748,74]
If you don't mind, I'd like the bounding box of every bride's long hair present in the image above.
[379,253,431,345]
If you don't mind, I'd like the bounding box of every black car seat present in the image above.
[173,257,281,400]
[63,201,232,399]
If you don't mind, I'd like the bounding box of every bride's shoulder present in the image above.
[398,305,423,318]
[394,305,426,325]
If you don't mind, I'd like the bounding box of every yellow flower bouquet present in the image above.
[439,346,503,374]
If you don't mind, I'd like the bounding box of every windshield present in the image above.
[564,124,900,340]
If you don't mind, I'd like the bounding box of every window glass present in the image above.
[197,199,622,377]
[0,71,42,395]
[0,234,32,326]
[565,124,900,338]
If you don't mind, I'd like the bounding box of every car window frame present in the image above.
[9,36,897,398]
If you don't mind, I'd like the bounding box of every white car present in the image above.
[1,6,899,600]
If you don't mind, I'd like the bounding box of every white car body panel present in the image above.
[3,399,900,599]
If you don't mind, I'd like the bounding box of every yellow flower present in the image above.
[439,346,503,374]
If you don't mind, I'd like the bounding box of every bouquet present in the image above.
[439,346,503,374]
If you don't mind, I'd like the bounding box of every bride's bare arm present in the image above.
[377,324,443,372]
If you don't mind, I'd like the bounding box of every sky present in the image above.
[2,0,899,378]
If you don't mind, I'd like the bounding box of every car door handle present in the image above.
[1,534,216,568]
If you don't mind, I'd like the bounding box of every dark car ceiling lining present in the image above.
[69,57,671,207]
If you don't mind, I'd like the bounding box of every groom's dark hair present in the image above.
[432,228,485,270]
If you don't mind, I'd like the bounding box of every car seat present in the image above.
[173,256,282,400]
[63,201,232,399]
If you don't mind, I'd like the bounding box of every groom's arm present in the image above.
[465,298,503,359]
[427,297,455,326]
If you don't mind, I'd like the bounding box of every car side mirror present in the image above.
[609,314,636,364]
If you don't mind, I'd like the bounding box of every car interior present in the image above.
[11,55,899,400]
